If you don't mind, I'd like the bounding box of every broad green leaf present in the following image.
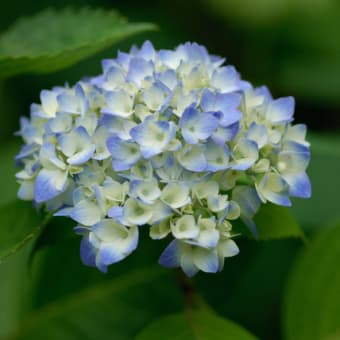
[0,139,20,205]
[29,228,171,308]
[0,8,156,78]
[234,203,304,241]
[195,238,301,338]
[283,223,340,340]
[254,203,304,240]
[10,267,181,340]
[203,0,340,103]
[28,216,76,267]
[0,248,33,338]
[0,200,48,263]
[136,309,257,340]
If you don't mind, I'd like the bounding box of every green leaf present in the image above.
[195,239,301,338]
[0,247,33,338]
[0,8,156,78]
[10,268,181,340]
[283,223,340,340]
[136,309,258,340]
[0,139,20,205]
[0,200,49,263]
[27,215,76,268]
[254,203,304,241]
[234,203,304,241]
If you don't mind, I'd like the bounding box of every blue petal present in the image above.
[130,118,176,158]
[107,136,140,170]
[101,90,133,117]
[211,66,250,92]
[180,106,219,144]
[269,193,291,207]
[17,181,34,200]
[283,140,310,155]
[268,97,294,124]
[99,244,125,265]
[108,206,124,219]
[34,169,68,203]
[257,173,292,207]
[100,114,135,141]
[158,49,181,69]
[104,65,125,86]
[284,172,311,198]
[40,142,66,170]
[179,42,210,62]
[68,145,96,165]
[232,186,261,238]
[254,86,273,101]
[156,69,178,90]
[70,200,101,226]
[200,90,242,127]
[159,240,180,268]
[54,207,73,217]
[137,40,156,60]
[231,138,259,170]
[74,226,91,235]
[59,126,95,165]
[279,141,310,174]
[180,249,199,277]
[246,122,268,148]
[80,236,97,268]
[177,145,207,172]
[204,140,230,172]
[218,109,242,128]
[193,248,219,273]
[232,185,261,220]
[99,227,139,265]
[126,58,154,86]
[57,93,78,114]
[15,144,39,162]
[212,123,239,146]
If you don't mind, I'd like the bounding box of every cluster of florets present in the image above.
[15,41,310,276]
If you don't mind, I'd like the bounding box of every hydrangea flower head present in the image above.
[15,41,311,276]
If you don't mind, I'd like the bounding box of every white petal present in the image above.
[192,181,219,200]
[124,198,152,225]
[70,200,102,226]
[193,247,219,273]
[171,215,199,239]
[161,182,191,209]
[150,219,171,240]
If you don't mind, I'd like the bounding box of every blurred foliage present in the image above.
[204,0,338,26]
[203,0,340,107]
[284,223,340,340]
[0,1,339,339]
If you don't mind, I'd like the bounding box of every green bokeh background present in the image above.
[1,1,340,339]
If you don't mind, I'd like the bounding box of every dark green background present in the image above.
[1,1,340,339]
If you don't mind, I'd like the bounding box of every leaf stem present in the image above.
[174,268,208,310]
[0,211,54,264]
[174,268,195,308]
